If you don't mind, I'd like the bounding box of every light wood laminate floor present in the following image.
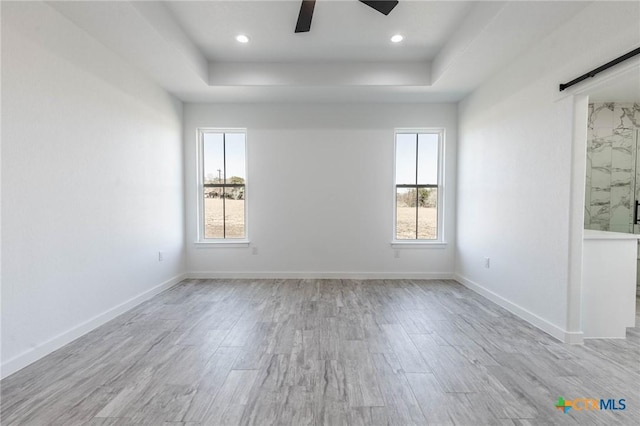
[1,279,639,425]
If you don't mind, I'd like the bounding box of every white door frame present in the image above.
[560,57,640,343]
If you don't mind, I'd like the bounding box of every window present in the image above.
[394,130,443,241]
[197,129,247,241]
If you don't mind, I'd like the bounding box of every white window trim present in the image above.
[195,128,249,245]
[392,128,446,246]
[194,241,250,248]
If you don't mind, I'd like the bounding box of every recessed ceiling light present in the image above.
[236,34,250,43]
[391,34,404,43]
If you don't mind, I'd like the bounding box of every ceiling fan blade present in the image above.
[295,0,316,33]
[359,0,399,16]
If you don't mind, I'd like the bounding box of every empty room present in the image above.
[1,0,640,425]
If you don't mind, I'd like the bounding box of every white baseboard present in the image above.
[188,271,455,280]
[454,273,584,344]
[0,273,187,380]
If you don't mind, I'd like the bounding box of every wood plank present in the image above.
[1,281,637,425]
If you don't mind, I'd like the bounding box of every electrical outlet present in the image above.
[252,247,258,255]
[158,251,164,262]
[484,257,490,268]
[394,250,400,259]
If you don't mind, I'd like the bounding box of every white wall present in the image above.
[1,2,186,377]
[184,103,457,278]
[456,1,640,341]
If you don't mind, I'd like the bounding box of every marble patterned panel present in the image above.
[611,170,633,186]
[584,206,592,228]
[610,186,632,233]
[588,102,614,130]
[585,103,640,233]
[586,222,603,231]
[611,129,633,150]
[610,224,632,233]
[589,165,611,191]
[634,131,640,202]
[589,138,611,167]
[610,131,633,190]
[614,103,640,131]
[584,137,593,227]
[590,186,611,204]
[584,166,592,228]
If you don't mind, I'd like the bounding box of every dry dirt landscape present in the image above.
[204,199,245,239]
[396,206,437,239]
[204,198,436,240]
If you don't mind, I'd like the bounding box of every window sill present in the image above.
[390,241,447,249]
[194,240,250,248]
